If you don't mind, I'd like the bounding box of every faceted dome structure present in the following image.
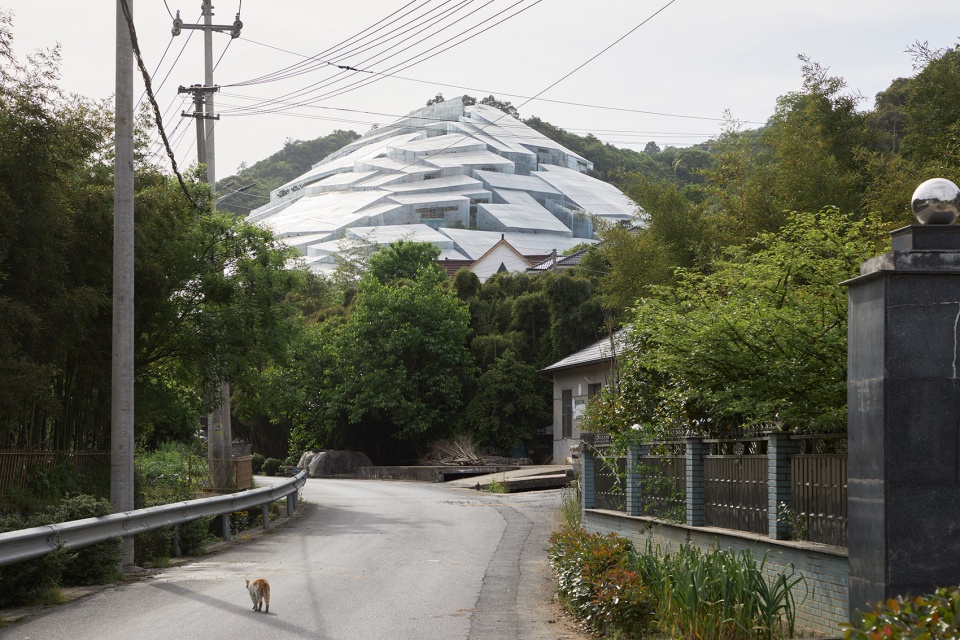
[248,100,639,272]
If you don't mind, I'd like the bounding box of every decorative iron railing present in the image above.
[581,432,848,546]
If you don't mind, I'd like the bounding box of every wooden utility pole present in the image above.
[113,0,136,566]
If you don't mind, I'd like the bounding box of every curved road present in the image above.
[2,479,586,640]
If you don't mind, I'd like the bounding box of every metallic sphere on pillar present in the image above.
[911,178,960,224]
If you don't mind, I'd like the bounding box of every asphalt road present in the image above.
[2,478,587,640]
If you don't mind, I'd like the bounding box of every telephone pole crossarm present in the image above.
[178,84,221,120]
[172,10,242,38]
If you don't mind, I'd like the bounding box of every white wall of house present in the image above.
[551,362,611,464]
[470,242,531,282]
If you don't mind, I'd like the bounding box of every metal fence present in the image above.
[704,454,768,534]
[637,447,686,520]
[594,456,625,511]
[792,453,847,546]
[583,432,848,546]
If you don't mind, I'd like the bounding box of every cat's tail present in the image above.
[263,582,270,613]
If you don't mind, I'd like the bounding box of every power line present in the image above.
[215,92,717,139]
[225,20,756,125]
[231,0,426,87]
[213,37,233,71]
[119,0,199,208]
[219,0,542,117]
[528,0,680,108]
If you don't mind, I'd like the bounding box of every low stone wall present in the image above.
[584,509,848,638]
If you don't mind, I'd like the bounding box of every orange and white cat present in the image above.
[245,578,270,613]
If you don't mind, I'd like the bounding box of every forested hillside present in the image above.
[216,130,360,216]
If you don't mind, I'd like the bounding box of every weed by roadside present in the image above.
[486,475,507,494]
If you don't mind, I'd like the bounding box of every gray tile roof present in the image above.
[541,327,630,373]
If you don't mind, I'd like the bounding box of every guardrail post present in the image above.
[767,431,799,539]
[221,513,231,541]
[685,436,706,526]
[261,504,270,530]
[286,492,297,516]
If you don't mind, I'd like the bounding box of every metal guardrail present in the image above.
[0,469,308,568]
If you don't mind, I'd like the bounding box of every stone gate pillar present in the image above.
[845,178,960,617]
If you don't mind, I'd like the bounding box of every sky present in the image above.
[3,1,960,187]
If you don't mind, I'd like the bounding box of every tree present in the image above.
[367,239,443,284]
[0,19,114,449]
[602,208,888,439]
[316,268,475,463]
[755,56,874,219]
[582,222,672,318]
[866,77,909,154]
[1,17,305,450]
[899,43,960,163]
[465,350,549,449]
[542,272,607,364]
[478,95,520,119]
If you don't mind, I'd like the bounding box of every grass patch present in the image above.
[486,475,508,494]
[559,480,581,530]
[25,587,66,607]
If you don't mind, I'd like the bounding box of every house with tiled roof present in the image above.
[541,327,629,464]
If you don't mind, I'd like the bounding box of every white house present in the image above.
[541,328,629,465]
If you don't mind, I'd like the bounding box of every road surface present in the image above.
[2,478,588,639]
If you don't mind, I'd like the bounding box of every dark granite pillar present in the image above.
[685,437,706,527]
[845,224,960,618]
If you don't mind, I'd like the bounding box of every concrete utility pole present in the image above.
[113,0,136,566]
[172,2,242,492]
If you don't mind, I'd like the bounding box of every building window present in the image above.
[588,383,602,397]
[416,205,459,220]
[561,389,572,439]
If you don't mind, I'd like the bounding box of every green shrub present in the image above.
[135,526,174,566]
[844,587,960,640]
[549,527,653,636]
[284,454,298,467]
[0,514,69,607]
[228,503,281,535]
[251,453,265,474]
[40,495,121,585]
[262,458,281,476]
[136,443,212,508]
[178,516,215,556]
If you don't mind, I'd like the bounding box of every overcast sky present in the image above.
[3,1,960,183]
